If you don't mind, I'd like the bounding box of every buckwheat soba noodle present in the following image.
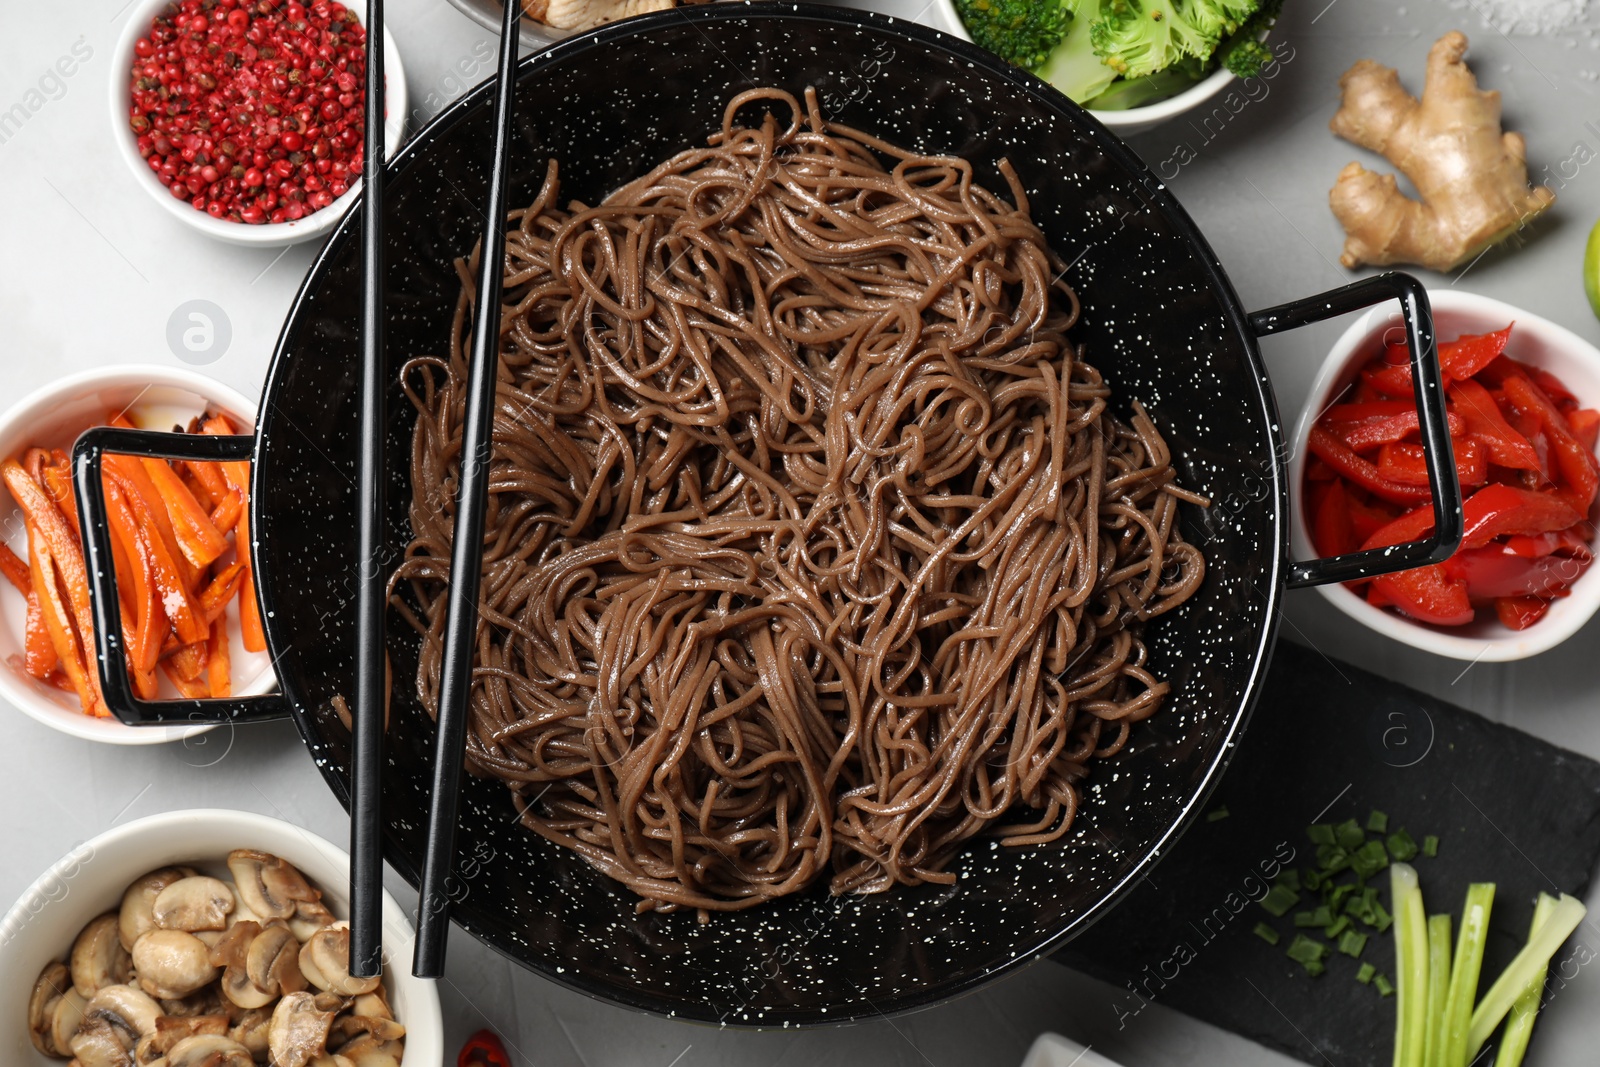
[392,87,1207,916]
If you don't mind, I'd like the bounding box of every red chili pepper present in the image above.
[1496,595,1552,630]
[1502,374,1599,511]
[1447,378,1540,471]
[1307,427,1432,505]
[459,1030,512,1067]
[1377,438,1486,488]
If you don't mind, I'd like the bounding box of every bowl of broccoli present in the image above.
[939,0,1281,136]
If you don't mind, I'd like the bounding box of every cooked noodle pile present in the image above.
[394,88,1206,914]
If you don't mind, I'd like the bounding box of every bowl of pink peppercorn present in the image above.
[111,0,407,247]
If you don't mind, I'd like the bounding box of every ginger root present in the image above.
[1328,31,1555,272]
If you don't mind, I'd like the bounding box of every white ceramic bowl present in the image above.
[0,365,276,744]
[0,809,442,1066]
[933,3,1247,137]
[111,0,408,248]
[1289,289,1600,662]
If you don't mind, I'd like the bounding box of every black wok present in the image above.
[73,3,1461,1026]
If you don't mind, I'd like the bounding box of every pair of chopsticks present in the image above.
[348,0,524,980]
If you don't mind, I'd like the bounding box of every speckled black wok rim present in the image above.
[252,1,1287,1026]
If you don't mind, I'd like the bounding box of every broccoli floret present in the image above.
[1224,37,1273,77]
[1087,0,1272,81]
[954,0,1072,72]
[1039,1,1118,102]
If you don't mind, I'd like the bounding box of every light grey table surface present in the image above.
[5,1,1600,1064]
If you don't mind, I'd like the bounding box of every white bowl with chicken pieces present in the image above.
[0,809,441,1067]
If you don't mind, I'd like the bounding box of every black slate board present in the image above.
[1055,640,1600,1065]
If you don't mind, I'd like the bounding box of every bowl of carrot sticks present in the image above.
[0,365,275,743]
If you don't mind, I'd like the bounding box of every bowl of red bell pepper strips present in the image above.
[0,365,277,743]
[1291,290,1600,661]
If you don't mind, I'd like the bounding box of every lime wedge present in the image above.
[1585,217,1600,320]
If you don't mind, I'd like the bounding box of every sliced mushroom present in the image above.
[73,914,135,997]
[347,990,391,1023]
[286,899,336,942]
[298,925,379,997]
[82,984,163,1046]
[327,1012,405,1047]
[226,852,319,922]
[158,988,225,1019]
[134,1015,228,1065]
[29,960,73,1055]
[226,884,262,930]
[332,1036,403,1067]
[226,1007,272,1059]
[308,1056,356,1067]
[119,868,197,951]
[248,922,305,995]
[69,1018,135,1067]
[151,878,235,934]
[131,931,218,1000]
[52,988,90,1058]
[206,921,261,971]
[267,992,335,1067]
[162,1034,254,1067]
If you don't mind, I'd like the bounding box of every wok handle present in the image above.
[71,426,290,726]
[1248,272,1464,590]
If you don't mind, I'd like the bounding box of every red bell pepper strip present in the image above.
[1307,427,1432,505]
[1496,595,1551,631]
[1459,483,1582,549]
[459,1031,512,1067]
[1373,565,1475,626]
[1378,438,1486,488]
[1442,326,1512,379]
[1502,374,1599,511]
[1448,378,1540,470]
[1568,408,1600,452]
[1442,545,1592,599]
[1311,479,1356,557]
[1332,409,1465,453]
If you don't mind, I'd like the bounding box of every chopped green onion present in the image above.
[1424,914,1452,1067]
[1302,958,1326,977]
[1325,915,1351,940]
[1390,864,1429,1067]
[1261,884,1300,917]
[1422,835,1439,858]
[1357,962,1376,985]
[1207,805,1230,822]
[1352,840,1390,879]
[1339,930,1368,958]
[1372,901,1394,933]
[1287,934,1327,965]
[1439,883,1496,1067]
[1253,922,1281,946]
[1318,844,1352,873]
[1388,829,1420,862]
[1293,906,1332,928]
[1367,810,1390,833]
[1336,818,1366,849]
[1304,869,1324,892]
[1329,883,1356,913]
[1375,973,1395,997]
[1469,892,1587,1062]
[1276,869,1301,893]
[1308,823,1336,846]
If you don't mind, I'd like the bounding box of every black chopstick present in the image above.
[348,0,388,981]
[412,0,523,979]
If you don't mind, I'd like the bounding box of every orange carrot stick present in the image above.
[200,414,264,652]
[207,615,231,698]
[184,458,231,501]
[198,559,246,626]
[23,587,56,679]
[4,461,99,674]
[0,542,30,595]
[102,465,208,646]
[104,478,165,679]
[170,640,208,682]
[27,530,103,716]
[208,489,243,534]
[141,457,229,568]
[107,414,201,590]
[160,659,209,699]
[39,460,80,540]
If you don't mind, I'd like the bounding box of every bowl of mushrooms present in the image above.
[0,809,441,1067]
